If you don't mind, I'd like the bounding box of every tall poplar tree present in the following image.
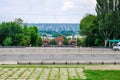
[96,0,120,46]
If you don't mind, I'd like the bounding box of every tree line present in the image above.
[0,19,42,46]
[80,0,120,47]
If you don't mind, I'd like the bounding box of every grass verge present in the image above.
[85,70,120,80]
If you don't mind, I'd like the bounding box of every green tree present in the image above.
[77,38,81,46]
[29,26,39,46]
[37,37,43,46]
[3,37,13,46]
[0,21,42,47]
[21,35,31,46]
[63,37,69,45]
[0,22,22,45]
[80,14,96,35]
[80,14,103,46]
[96,0,120,46]
[50,39,56,45]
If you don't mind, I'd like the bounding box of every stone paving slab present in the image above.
[0,67,86,80]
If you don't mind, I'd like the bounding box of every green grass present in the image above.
[68,78,81,80]
[85,70,120,80]
[58,67,60,80]
[0,64,84,68]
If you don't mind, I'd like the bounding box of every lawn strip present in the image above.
[1,64,84,68]
[58,68,60,80]
[85,70,120,80]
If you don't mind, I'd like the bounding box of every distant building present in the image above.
[42,39,50,46]
[55,36,64,46]
[69,40,77,46]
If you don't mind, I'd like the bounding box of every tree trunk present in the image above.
[104,38,109,47]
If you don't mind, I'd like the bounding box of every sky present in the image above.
[0,0,96,23]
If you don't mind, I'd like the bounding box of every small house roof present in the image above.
[55,36,64,41]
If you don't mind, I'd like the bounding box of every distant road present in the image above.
[0,47,120,64]
[0,54,120,63]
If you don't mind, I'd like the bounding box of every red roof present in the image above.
[56,36,64,41]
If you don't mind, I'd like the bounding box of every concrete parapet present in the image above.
[0,61,17,65]
[0,61,118,65]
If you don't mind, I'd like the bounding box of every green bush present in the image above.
[3,37,13,46]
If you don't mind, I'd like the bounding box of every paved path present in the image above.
[0,54,120,64]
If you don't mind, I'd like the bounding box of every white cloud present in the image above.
[62,1,74,11]
[0,0,97,23]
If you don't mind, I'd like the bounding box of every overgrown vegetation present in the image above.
[0,18,42,46]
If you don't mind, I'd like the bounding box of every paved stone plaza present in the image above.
[0,67,86,80]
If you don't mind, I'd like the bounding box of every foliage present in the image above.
[96,0,120,46]
[0,22,23,45]
[50,39,56,45]
[63,37,70,45]
[29,26,39,46]
[0,20,42,46]
[80,14,96,35]
[80,14,104,46]
[85,70,120,80]
[3,37,13,46]
[77,38,81,46]
[80,0,120,47]
[37,37,43,46]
